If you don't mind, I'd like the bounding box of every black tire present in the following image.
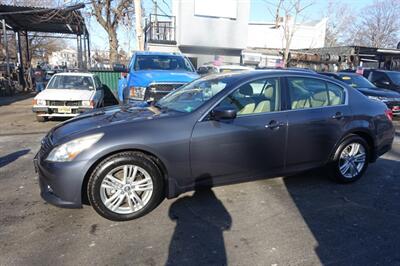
[329,135,370,183]
[87,151,165,221]
[36,115,47,122]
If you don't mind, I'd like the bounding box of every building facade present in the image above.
[145,0,327,68]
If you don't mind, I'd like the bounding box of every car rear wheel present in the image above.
[330,135,369,183]
[87,152,164,221]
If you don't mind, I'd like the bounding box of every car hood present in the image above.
[129,70,199,86]
[35,89,95,101]
[357,87,400,98]
[49,104,181,144]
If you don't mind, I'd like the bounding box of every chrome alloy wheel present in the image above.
[100,165,153,214]
[339,143,366,179]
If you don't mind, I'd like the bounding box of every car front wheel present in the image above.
[87,152,164,221]
[36,115,47,122]
[330,135,369,183]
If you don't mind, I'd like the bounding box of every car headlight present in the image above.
[129,87,146,100]
[34,99,46,106]
[46,133,103,162]
[82,100,94,107]
[368,96,389,102]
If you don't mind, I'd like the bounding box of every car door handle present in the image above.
[332,112,344,120]
[265,120,284,130]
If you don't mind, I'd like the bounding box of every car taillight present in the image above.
[33,99,37,105]
[385,109,393,121]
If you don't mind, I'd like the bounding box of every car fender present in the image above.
[327,119,376,163]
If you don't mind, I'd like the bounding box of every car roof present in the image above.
[371,69,399,73]
[53,72,95,77]
[134,51,183,56]
[205,69,337,81]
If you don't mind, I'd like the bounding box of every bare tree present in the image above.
[324,1,356,47]
[350,0,400,48]
[134,0,144,51]
[279,0,313,66]
[90,0,134,64]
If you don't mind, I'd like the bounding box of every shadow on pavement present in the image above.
[0,92,35,106]
[283,158,400,265]
[0,149,30,168]
[166,185,232,266]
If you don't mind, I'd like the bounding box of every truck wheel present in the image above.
[36,115,47,122]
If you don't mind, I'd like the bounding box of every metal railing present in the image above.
[145,14,176,44]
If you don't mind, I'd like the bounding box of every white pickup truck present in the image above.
[32,73,104,122]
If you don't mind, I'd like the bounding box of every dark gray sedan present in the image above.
[34,71,395,221]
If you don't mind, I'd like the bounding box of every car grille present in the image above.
[38,134,53,158]
[47,100,82,106]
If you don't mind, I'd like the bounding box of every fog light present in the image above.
[47,185,53,193]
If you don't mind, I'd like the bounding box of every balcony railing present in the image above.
[145,14,176,45]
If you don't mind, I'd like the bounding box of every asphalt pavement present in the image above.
[1,95,400,266]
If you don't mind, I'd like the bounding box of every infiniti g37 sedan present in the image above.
[34,70,394,221]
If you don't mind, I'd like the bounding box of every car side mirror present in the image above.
[197,66,209,75]
[210,106,237,120]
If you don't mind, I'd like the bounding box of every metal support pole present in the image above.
[83,34,87,70]
[87,33,91,68]
[76,34,82,69]
[15,31,25,88]
[24,31,30,65]
[2,19,11,86]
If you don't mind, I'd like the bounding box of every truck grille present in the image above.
[145,83,184,101]
[47,100,82,106]
[148,83,184,92]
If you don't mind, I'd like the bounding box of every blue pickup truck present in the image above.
[123,51,199,103]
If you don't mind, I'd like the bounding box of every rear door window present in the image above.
[288,77,345,109]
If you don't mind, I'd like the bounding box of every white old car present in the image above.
[32,73,104,122]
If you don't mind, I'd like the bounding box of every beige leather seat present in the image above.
[292,98,311,109]
[254,85,274,113]
[328,91,342,105]
[309,91,328,107]
[236,84,256,115]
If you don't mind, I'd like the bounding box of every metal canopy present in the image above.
[0,4,89,90]
[0,4,86,35]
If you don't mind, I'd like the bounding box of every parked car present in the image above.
[365,69,400,92]
[126,51,199,103]
[34,70,394,221]
[320,72,400,115]
[197,64,253,75]
[32,73,104,122]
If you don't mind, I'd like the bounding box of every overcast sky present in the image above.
[84,0,375,52]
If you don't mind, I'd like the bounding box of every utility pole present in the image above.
[134,0,144,51]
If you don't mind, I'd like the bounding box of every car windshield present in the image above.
[156,75,235,113]
[134,55,194,72]
[338,74,377,89]
[47,75,94,90]
[386,72,400,86]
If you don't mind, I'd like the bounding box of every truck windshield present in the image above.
[47,75,94,90]
[156,75,235,113]
[134,55,194,72]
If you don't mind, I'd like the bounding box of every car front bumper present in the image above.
[32,106,94,117]
[384,101,400,115]
[34,152,89,208]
